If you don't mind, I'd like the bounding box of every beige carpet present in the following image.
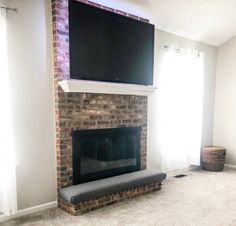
[2,169,236,226]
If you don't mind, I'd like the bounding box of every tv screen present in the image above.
[69,0,154,85]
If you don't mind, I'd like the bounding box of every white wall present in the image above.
[213,36,236,166]
[147,30,217,169]
[7,0,57,210]
[5,0,217,210]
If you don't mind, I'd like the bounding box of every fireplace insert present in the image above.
[72,127,141,184]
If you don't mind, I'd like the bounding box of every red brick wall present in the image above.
[52,0,149,190]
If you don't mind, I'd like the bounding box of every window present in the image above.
[0,6,17,216]
[158,46,204,172]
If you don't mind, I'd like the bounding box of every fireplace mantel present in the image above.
[58,79,157,96]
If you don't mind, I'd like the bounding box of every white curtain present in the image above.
[0,5,17,216]
[158,47,204,172]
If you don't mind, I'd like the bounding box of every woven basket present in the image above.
[201,146,226,172]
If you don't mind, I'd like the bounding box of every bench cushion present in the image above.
[59,169,166,205]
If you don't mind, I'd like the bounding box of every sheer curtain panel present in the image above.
[0,3,17,216]
[158,46,204,172]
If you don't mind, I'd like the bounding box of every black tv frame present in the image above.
[69,0,154,86]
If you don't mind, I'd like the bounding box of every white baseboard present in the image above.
[0,201,57,223]
[225,164,236,170]
[0,215,10,223]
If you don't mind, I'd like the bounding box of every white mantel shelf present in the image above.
[58,79,157,96]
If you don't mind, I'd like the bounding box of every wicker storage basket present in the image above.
[201,146,226,172]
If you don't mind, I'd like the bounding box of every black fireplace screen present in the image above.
[72,127,141,184]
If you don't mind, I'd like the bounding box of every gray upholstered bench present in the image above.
[58,169,166,215]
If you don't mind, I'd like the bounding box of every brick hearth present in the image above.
[58,182,161,215]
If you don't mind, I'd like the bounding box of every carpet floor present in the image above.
[2,169,236,226]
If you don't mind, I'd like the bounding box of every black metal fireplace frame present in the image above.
[72,127,141,184]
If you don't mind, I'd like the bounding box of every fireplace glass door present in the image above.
[72,127,141,184]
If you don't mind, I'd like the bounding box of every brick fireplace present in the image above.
[52,0,149,192]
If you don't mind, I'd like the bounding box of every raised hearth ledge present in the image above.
[58,79,157,96]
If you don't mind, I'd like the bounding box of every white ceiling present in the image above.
[148,0,236,46]
[95,0,236,46]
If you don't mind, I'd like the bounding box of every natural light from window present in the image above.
[0,8,17,216]
[158,47,204,172]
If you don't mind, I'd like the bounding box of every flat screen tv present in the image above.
[69,0,154,85]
